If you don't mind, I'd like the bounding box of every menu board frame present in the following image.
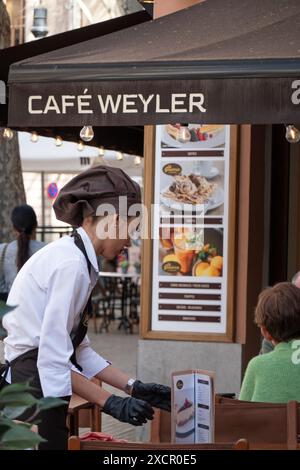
[140,125,238,342]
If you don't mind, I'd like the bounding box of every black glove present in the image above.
[132,380,171,412]
[102,394,154,426]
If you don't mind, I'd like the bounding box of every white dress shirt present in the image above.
[3,227,109,398]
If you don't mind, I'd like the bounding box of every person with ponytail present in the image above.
[0,204,45,301]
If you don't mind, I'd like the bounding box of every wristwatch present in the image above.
[125,378,136,396]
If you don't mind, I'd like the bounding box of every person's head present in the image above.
[292,271,300,289]
[53,166,141,258]
[11,204,38,271]
[255,282,300,344]
[82,213,138,259]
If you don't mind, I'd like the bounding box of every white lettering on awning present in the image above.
[97,94,122,113]
[171,93,187,113]
[138,94,154,112]
[62,95,75,114]
[123,94,138,113]
[27,92,207,116]
[189,93,206,113]
[44,96,61,114]
[28,96,42,114]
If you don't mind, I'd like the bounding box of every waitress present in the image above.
[2,166,170,450]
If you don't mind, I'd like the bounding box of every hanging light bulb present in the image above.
[116,151,123,161]
[134,156,142,165]
[2,127,14,140]
[285,125,300,144]
[79,125,94,142]
[31,131,39,143]
[77,140,85,151]
[55,136,63,147]
[98,146,105,156]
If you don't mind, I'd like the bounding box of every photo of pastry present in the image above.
[175,398,195,427]
[160,161,224,216]
[159,227,223,277]
[161,123,225,148]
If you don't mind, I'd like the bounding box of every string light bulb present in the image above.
[98,146,105,156]
[134,156,142,165]
[77,140,85,151]
[55,136,63,147]
[2,127,14,140]
[116,151,123,161]
[79,125,94,142]
[31,131,39,143]
[285,125,300,144]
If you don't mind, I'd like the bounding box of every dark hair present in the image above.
[11,204,37,271]
[255,282,300,342]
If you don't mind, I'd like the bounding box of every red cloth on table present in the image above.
[80,432,127,443]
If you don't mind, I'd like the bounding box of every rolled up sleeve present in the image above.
[73,335,110,379]
[37,259,88,397]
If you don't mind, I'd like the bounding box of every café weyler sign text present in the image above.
[8,78,300,126]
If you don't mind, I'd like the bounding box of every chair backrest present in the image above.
[215,397,299,449]
[150,398,300,449]
[68,436,248,451]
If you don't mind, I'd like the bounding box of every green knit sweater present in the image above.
[239,340,300,403]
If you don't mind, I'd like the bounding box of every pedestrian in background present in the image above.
[0,204,45,301]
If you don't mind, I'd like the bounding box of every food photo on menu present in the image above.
[160,160,224,216]
[161,123,225,148]
[159,227,223,278]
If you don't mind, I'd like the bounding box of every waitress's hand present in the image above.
[132,380,171,412]
[102,394,154,426]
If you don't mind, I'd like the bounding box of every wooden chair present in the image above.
[150,399,300,450]
[68,436,249,450]
[67,394,101,436]
[67,379,102,436]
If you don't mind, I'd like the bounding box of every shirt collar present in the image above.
[76,227,99,273]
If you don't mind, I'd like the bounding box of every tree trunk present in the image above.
[0,0,26,242]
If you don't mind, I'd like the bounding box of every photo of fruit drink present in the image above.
[173,243,195,274]
[159,227,174,250]
[173,228,199,275]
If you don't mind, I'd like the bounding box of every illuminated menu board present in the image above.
[151,124,231,334]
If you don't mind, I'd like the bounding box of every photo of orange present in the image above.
[159,228,223,277]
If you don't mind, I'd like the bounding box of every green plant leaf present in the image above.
[2,406,29,420]
[0,425,45,450]
[0,392,38,408]
[36,397,67,411]
[0,382,37,401]
[0,327,7,338]
[0,302,16,319]
[0,415,19,435]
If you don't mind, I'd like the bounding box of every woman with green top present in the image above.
[239,282,300,403]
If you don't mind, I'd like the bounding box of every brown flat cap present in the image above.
[53,165,141,227]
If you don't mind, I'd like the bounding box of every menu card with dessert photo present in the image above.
[151,124,230,335]
[172,370,215,444]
